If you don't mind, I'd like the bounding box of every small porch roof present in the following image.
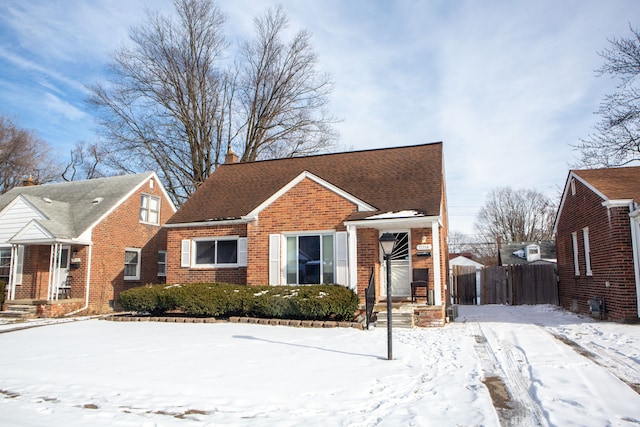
[345,210,442,230]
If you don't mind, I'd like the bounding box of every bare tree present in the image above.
[0,115,59,193]
[88,0,337,204]
[62,141,111,181]
[236,6,337,162]
[573,25,640,167]
[475,187,556,244]
[448,231,499,266]
[88,0,230,204]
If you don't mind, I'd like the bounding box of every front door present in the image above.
[54,246,71,295]
[380,232,411,298]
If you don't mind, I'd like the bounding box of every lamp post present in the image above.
[379,232,396,360]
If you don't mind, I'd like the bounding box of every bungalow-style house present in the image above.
[0,173,175,317]
[165,142,450,325]
[498,241,556,266]
[555,166,640,322]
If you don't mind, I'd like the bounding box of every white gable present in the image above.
[0,196,46,244]
[10,220,54,243]
[449,256,484,269]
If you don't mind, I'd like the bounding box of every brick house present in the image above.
[0,173,175,317]
[165,142,450,325]
[555,166,640,322]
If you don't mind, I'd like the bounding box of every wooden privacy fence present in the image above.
[482,264,558,305]
[451,265,478,305]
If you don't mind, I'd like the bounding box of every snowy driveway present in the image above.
[0,305,639,426]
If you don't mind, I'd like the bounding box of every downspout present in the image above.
[432,221,442,306]
[66,244,92,317]
[629,205,640,319]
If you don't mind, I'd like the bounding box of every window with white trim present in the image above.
[571,232,580,276]
[0,247,10,283]
[157,251,167,277]
[286,233,335,285]
[583,227,592,276]
[125,248,141,280]
[140,194,160,225]
[194,238,238,267]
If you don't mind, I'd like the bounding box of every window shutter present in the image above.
[238,238,248,267]
[14,245,24,285]
[335,232,348,286]
[181,240,191,268]
[269,234,280,286]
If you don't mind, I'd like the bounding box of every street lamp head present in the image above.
[379,233,396,257]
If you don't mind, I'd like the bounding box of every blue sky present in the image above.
[1,0,638,235]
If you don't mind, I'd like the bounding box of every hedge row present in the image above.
[118,283,360,321]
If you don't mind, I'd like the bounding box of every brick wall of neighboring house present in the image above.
[246,178,357,286]
[556,177,639,321]
[88,178,173,313]
[166,223,248,285]
[356,228,379,300]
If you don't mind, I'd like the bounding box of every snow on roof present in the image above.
[366,210,423,219]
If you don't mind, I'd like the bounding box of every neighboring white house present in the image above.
[449,254,484,305]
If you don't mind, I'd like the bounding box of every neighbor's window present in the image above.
[583,227,592,276]
[571,232,580,276]
[124,248,141,280]
[286,234,335,285]
[194,238,238,267]
[0,247,10,283]
[157,251,167,277]
[140,194,160,225]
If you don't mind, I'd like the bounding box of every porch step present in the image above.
[375,311,413,329]
[0,304,38,319]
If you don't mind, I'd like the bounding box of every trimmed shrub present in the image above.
[118,284,176,315]
[118,283,359,321]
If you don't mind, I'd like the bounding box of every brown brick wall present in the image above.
[86,178,173,313]
[166,223,248,284]
[246,178,357,285]
[556,177,639,321]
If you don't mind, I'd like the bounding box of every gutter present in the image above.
[65,244,93,317]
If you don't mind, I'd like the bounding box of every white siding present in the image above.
[0,197,44,243]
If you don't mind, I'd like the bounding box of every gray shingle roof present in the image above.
[0,173,154,240]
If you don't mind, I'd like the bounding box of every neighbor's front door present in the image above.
[380,232,411,298]
[56,246,71,289]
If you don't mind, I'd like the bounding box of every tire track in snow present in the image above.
[470,322,547,427]
[544,327,640,394]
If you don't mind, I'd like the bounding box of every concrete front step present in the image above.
[0,304,38,319]
[376,311,413,328]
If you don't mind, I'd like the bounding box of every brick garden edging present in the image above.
[103,315,365,330]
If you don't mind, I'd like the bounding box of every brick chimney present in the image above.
[22,176,38,186]
[225,149,239,164]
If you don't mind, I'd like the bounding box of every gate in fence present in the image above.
[451,265,478,305]
[482,263,558,305]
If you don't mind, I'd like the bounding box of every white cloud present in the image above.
[43,93,87,121]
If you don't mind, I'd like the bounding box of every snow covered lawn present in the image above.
[1,305,640,426]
